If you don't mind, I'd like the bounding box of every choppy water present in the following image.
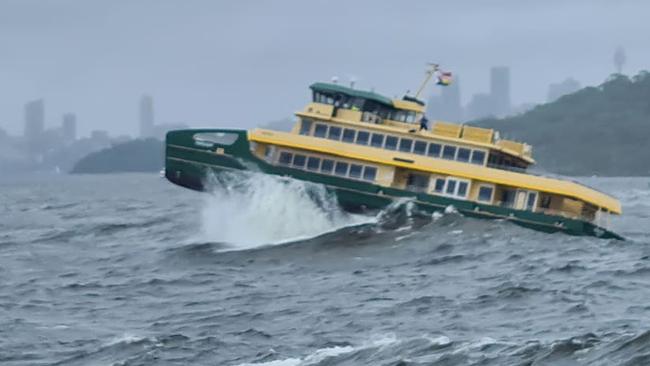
[2,173,650,366]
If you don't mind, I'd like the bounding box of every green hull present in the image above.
[165,129,623,240]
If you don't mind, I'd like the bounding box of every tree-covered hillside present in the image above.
[70,138,163,174]
[476,72,650,176]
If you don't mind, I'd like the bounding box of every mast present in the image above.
[414,63,439,99]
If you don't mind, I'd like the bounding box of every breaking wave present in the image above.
[198,172,376,249]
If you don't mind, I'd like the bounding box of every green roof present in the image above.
[310,82,393,107]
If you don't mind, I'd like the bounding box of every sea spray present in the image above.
[199,171,373,249]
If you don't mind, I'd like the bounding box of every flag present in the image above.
[436,71,453,86]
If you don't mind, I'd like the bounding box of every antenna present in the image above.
[414,63,440,99]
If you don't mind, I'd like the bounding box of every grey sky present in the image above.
[0,0,648,137]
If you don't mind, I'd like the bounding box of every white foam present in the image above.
[105,333,147,346]
[234,334,397,366]
[235,346,353,366]
[427,335,452,346]
[199,172,375,250]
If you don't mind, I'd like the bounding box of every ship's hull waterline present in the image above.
[165,129,622,240]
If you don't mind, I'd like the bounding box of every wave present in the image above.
[233,330,650,366]
[197,172,376,250]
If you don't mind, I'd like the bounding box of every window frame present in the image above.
[470,150,487,165]
[320,159,334,174]
[349,164,363,179]
[299,119,313,135]
[427,143,442,158]
[292,154,306,168]
[441,177,471,199]
[334,161,349,176]
[314,123,328,138]
[306,156,321,171]
[327,126,342,141]
[413,140,427,155]
[457,147,471,162]
[370,133,385,148]
[385,135,398,150]
[442,145,457,160]
[278,151,293,166]
[362,166,377,181]
[342,128,356,143]
[398,138,413,153]
[356,131,370,145]
[477,184,495,203]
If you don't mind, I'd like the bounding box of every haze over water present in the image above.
[2,173,650,365]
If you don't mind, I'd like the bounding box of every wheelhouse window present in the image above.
[405,111,416,123]
[356,131,370,145]
[299,119,313,135]
[306,156,320,171]
[342,128,356,143]
[428,143,441,157]
[385,136,398,150]
[314,124,328,138]
[334,161,349,176]
[321,159,334,174]
[471,150,486,165]
[349,164,362,178]
[399,138,413,152]
[392,110,407,122]
[457,148,471,162]
[442,145,457,160]
[413,141,427,155]
[292,154,306,168]
[327,126,342,141]
[279,152,293,165]
[478,186,494,202]
[371,133,385,148]
[363,167,377,181]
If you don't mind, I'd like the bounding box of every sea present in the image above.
[2,172,650,366]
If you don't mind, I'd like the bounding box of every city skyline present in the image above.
[0,1,647,137]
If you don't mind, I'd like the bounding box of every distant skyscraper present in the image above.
[490,66,511,117]
[24,99,45,140]
[547,78,581,102]
[614,46,626,74]
[62,113,77,142]
[139,95,154,138]
[466,93,494,121]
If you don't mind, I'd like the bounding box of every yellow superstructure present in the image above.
[249,81,621,228]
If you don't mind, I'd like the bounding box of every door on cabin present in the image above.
[406,173,430,193]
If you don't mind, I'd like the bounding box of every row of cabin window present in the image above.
[301,120,486,165]
[432,177,470,199]
[312,92,417,123]
[277,151,377,182]
[432,177,496,204]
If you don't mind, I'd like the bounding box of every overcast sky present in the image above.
[0,0,648,137]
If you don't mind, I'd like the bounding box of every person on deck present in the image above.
[419,115,429,132]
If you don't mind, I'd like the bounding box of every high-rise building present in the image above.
[62,113,77,142]
[24,99,45,140]
[490,66,511,117]
[547,78,581,103]
[466,93,494,121]
[139,95,154,138]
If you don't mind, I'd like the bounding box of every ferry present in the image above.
[164,71,623,239]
